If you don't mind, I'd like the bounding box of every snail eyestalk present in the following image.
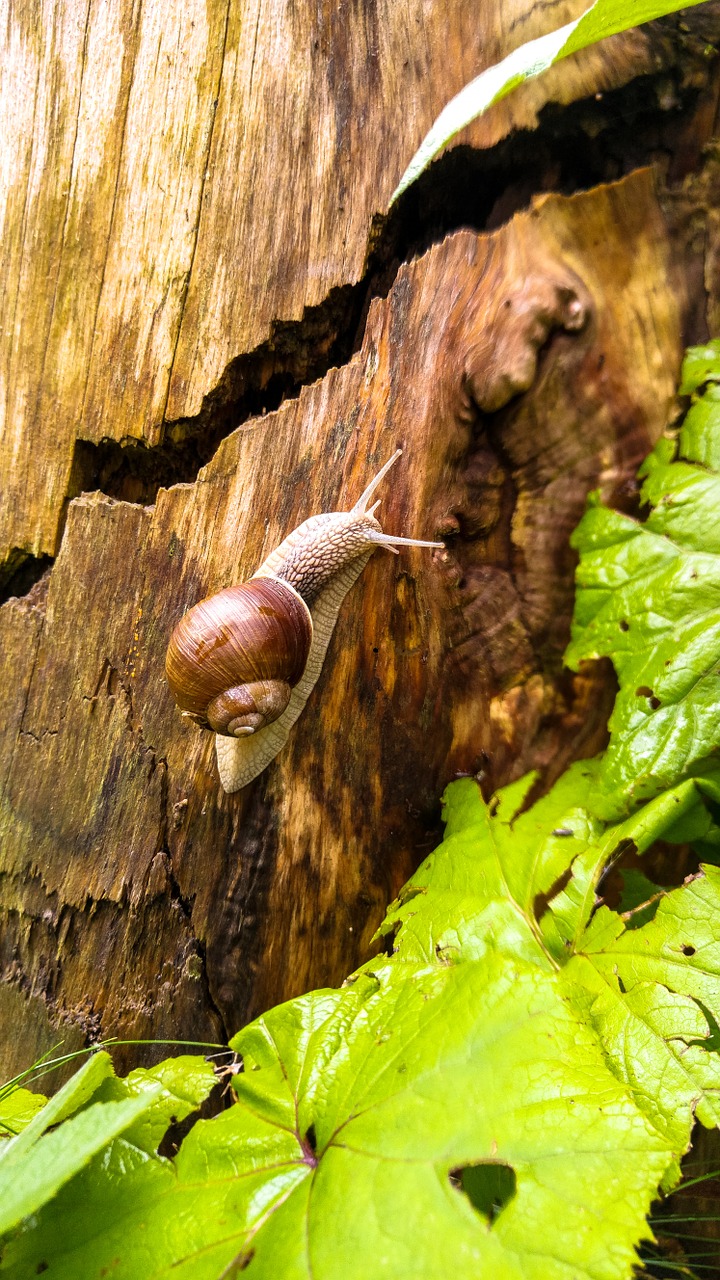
[364,530,444,553]
[352,449,404,514]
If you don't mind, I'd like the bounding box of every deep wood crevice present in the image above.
[37,66,720,511]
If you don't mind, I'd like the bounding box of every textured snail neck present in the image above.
[253,512,379,605]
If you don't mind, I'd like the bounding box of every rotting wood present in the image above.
[0,171,685,1076]
[1,0,717,573]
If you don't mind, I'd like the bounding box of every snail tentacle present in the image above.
[351,448,403,513]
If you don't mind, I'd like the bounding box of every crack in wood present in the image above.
[0,551,53,604]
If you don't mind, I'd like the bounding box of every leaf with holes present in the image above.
[376,759,717,968]
[391,0,711,200]
[377,766,720,1172]
[566,344,720,820]
[565,867,720,1165]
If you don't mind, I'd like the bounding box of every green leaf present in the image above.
[679,339,720,396]
[0,1093,159,1240]
[377,762,710,968]
[679,383,720,470]
[0,1051,115,1164]
[0,1088,47,1139]
[0,1052,215,1243]
[90,1054,217,1154]
[378,769,720,1162]
[566,867,720,1152]
[566,393,720,819]
[375,764,600,968]
[391,0,711,201]
[1,959,674,1280]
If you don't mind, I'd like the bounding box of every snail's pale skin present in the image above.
[165,450,442,792]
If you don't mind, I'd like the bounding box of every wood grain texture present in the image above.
[0,171,684,1075]
[0,0,708,569]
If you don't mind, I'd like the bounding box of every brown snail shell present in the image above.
[165,578,312,738]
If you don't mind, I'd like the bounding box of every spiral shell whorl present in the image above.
[206,679,292,736]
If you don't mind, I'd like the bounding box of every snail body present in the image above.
[165,450,441,792]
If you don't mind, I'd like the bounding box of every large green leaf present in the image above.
[391,0,711,200]
[567,345,720,819]
[566,868,720,1157]
[377,767,720,1168]
[0,958,674,1280]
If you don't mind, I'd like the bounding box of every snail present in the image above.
[165,449,442,792]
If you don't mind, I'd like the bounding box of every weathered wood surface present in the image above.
[0,0,713,572]
[0,170,684,1075]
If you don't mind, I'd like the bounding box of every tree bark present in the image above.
[1,2,720,1079]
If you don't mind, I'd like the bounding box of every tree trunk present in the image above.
[1,1,720,1080]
